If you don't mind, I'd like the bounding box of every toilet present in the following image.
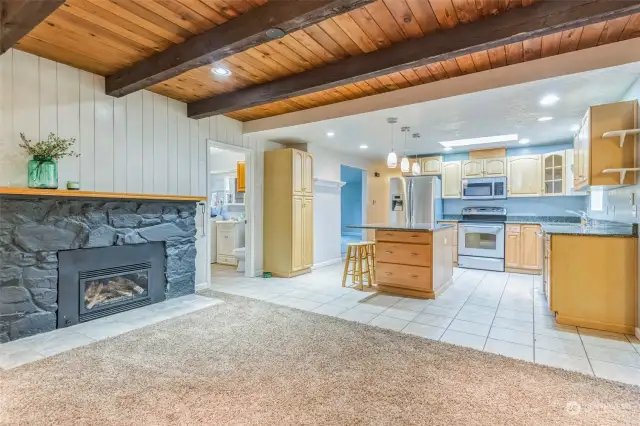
[232,247,246,273]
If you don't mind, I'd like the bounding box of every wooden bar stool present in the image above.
[342,242,375,290]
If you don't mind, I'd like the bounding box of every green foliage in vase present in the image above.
[19,132,79,160]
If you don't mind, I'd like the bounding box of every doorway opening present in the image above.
[207,142,253,284]
[340,165,366,256]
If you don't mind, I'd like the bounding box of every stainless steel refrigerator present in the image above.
[389,176,443,227]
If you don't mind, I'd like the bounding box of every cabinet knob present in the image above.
[410,275,419,279]
[385,272,392,276]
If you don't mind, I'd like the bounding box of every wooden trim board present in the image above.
[0,187,205,201]
[469,148,507,160]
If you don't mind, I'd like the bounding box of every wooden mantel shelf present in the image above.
[0,187,206,202]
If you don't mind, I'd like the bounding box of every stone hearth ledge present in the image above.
[0,194,204,343]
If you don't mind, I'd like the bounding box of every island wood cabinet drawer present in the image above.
[375,230,432,245]
[376,262,432,290]
[376,242,431,267]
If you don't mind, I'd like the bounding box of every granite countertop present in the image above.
[347,223,454,231]
[437,216,636,238]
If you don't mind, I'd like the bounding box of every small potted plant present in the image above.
[19,132,78,189]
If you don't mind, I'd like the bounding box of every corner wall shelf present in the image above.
[602,168,640,185]
[602,129,640,148]
[313,178,346,188]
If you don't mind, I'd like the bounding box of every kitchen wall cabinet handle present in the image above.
[410,275,419,278]
[385,272,393,275]
[410,253,419,256]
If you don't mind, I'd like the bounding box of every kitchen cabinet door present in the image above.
[302,197,314,269]
[292,150,305,196]
[421,156,442,175]
[483,157,506,177]
[542,151,565,196]
[236,161,246,193]
[441,161,462,198]
[520,225,542,270]
[292,196,304,271]
[505,228,521,268]
[303,152,314,196]
[565,149,587,196]
[507,155,542,197]
[462,159,483,178]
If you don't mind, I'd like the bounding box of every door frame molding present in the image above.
[206,139,256,285]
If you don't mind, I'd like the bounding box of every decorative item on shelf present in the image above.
[386,117,398,168]
[400,126,410,173]
[66,181,80,190]
[412,133,422,176]
[19,132,78,189]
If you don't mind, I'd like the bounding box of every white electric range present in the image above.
[457,207,507,272]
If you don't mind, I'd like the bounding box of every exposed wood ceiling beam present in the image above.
[188,0,640,119]
[105,0,375,97]
[0,0,64,54]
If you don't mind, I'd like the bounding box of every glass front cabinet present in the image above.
[542,151,566,196]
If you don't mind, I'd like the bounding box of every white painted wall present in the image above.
[0,48,245,289]
[307,144,371,267]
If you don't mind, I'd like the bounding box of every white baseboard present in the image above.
[636,327,640,341]
[195,282,209,291]
[313,257,343,270]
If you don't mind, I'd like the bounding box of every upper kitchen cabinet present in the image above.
[542,151,565,196]
[462,157,506,178]
[482,157,507,177]
[236,161,246,193]
[442,161,462,198]
[565,149,587,196]
[573,100,638,190]
[461,159,484,178]
[507,155,542,197]
[420,156,442,175]
[292,149,314,196]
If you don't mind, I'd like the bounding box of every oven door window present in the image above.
[463,183,493,197]
[464,231,497,251]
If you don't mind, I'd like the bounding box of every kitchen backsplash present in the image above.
[443,196,588,217]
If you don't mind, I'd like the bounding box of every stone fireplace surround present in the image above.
[0,196,198,342]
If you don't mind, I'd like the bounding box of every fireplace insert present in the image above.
[58,243,165,328]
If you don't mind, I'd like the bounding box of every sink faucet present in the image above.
[566,210,589,227]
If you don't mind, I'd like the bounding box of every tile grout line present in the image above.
[482,273,510,351]
[441,270,488,343]
[576,328,597,376]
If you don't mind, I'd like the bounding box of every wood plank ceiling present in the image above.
[13,0,640,122]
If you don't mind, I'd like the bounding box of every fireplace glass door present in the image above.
[79,263,151,316]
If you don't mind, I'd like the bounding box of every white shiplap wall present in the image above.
[0,49,243,195]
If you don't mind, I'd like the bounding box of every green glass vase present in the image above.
[27,156,58,189]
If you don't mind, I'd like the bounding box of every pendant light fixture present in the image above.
[411,133,421,176]
[386,117,398,168]
[400,126,410,173]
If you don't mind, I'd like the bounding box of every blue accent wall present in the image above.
[340,165,363,235]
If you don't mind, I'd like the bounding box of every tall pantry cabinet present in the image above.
[264,149,314,277]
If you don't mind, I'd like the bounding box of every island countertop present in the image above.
[346,223,454,231]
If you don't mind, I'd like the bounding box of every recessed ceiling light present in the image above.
[359,144,368,149]
[326,131,335,137]
[266,28,286,40]
[211,67,231,76]
[439,134,518,148]
[570,124,580,132]
[537,116,554,122]
[540,94,560,106]
[519,138,530,145]
[443,147,453,151]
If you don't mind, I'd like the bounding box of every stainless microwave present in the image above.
[461,177,507,200]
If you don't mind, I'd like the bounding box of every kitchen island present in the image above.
[348,224,454,299]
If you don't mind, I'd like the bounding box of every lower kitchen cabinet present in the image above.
[547,234,637,335]
[505,224,542,274]
[439,221,458,266]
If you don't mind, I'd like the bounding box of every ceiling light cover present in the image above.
[538,117,554,122]
[400,156,410,173]
[359,144,368,149]
[326,131,335,137]
[540,94,560,106]
[387,151,397,168]
[519,138,530,144]
[211,67,231,76]
[439,134,518,148]
[411,161,421,176]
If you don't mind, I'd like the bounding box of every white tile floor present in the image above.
[0,294,222,370]
[211,263,640,387]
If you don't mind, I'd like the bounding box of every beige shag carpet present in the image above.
[1,291,639,426]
